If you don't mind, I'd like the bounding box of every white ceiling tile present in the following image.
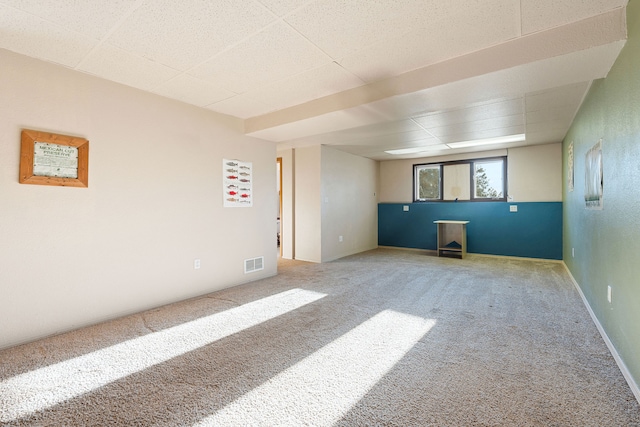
[525,83,589,112]
[284,0,431,59]
[364,92,442,121]
[319,119,424,142]
[275,119,425,147]
[0,0,626,159]
[152,75,235,107]
[251,107,392,142]
[526,119,570,134]
[525,128,567,145]
[341,0,520,82]
[246,62,365,110]
[106,0,276,71]
[329,140,447,158]
[526,107,576,125]
[520,0,628,35]
[0,4,98,67]
[438,125,526,144]
[425,114,524,138]
[257,0,311,17]
[366,132,442,148]
[206,94,276,119]
[335,130,438,148]
[77,43,180,91]
[190,23,329,94]
[413,98,524,129]
[0,0,140,40]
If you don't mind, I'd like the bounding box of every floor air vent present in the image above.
[244,256,264,274]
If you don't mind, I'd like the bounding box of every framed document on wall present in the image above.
[19,129,89,188]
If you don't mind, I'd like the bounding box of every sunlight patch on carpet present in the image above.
[194,310,436,426]
[0,288,326,423]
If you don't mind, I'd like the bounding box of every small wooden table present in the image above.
[434,220,469,259]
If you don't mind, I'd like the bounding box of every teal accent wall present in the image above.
[563,0,640,392]
[379,202,562,260]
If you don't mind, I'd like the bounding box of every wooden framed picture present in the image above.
[19,129,89,187]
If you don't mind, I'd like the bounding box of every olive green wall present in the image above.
[563,0,640,394]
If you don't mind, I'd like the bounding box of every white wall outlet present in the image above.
[509,205,518,212]
[607,285,612,303]
[403,205,409,212]
[194,259,201,269]
[339,235,343,242]
[572,248,575,258]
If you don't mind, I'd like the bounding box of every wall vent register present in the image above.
[244,256,264,274]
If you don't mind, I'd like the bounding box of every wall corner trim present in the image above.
[562,262,640,404]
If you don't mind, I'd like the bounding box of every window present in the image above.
[443,163,470,200]
[473,158,505,199]
[414,164,441,200]
[414,157,506,202]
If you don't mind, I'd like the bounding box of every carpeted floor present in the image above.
[1,248,639,426]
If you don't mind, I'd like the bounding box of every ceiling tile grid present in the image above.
[437,124,526,145]
[0,0,141,40]
[520,0,628,35]
[105,0,277,72]
[421,113,525,138]
[257,0,313,17]
[205,93,277,119]
[0,0,630,159]
[239,62,366,112]
[77,43,180,91]
[412,98,525,129]
[189,22,330,94]
[0,3,98,68]
[525,82,590,112]
[324,119,427,142]
[283,0,426,60]
[152,74,236,108]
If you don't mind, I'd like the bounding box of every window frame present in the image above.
[413,163,443,201]
[413,156,507,202]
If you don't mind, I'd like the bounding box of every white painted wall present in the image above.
[294,146,322,263]
[321,146,378,262]
[0,49,277,349]
[284,145,379,263]
[507,143,562,202]
[379,145,561,203]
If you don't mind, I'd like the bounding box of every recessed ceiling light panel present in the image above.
[446,134,525,149]
[384,144,449,155]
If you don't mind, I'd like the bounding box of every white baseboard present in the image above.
[470,252,563,263]
[377,246,563,263]
[562,262,640,404]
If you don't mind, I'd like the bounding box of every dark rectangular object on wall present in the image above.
[378,202,562,260]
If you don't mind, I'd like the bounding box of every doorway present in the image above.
[277,157,282,258]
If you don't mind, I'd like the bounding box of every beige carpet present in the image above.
[1,248,639,426]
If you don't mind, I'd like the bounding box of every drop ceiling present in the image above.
[0,0,628,160]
